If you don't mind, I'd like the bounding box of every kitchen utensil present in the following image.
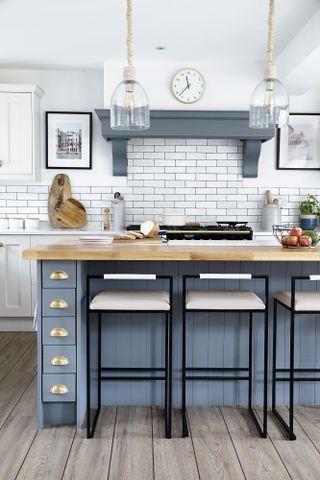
[266,190,273,205]
[48,174,72,228]
[112,192,125,231]
[56,198,87,229]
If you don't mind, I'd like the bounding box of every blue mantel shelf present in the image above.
[95,109,274,178]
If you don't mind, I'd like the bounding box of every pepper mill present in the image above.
[103,208,110,230]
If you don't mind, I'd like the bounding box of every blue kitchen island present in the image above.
[23,241,320,427]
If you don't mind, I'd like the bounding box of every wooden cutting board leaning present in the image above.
[48,174,87,228]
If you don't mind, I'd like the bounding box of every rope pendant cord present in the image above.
[267,0,274,65]
[126,0,133,66]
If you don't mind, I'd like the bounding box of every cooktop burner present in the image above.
[127,221,253,241]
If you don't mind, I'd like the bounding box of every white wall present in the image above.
[0,68,126,188]
[105,61,320,187]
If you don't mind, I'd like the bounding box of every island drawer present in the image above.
[42,317,76,345]
[43,346,76,374]
[42,288,75,317]
[42,261,76,289]
[42,373,76,402]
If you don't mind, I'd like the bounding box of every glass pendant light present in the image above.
[249,0,289,129]
[110,0,150,130]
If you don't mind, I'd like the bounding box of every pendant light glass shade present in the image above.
[249,0,289,129]
[249,68,289,129]
[110,0,150,131]
[110,68,150,131]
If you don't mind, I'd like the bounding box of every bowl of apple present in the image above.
[273,225,320,248]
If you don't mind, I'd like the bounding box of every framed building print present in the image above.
[46,111,92,169]
[277,113,320,170]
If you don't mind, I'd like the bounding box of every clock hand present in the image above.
[178,85,190,96]
[186,75,190,88]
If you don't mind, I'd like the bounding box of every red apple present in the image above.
[299,235,312,247]
[288,235,299,246]
[290,227,303,237]
[281,234,290,246]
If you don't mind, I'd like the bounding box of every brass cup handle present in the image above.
[0,242,4,247]
[49,327,69,337]
[50,384,69,395]
[50,270,69,280]
[0,160,4,167]
[50,355,70,366]
[49,299,69,309]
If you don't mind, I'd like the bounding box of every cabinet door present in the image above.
[0,92,32,175]
[0,236,32,317]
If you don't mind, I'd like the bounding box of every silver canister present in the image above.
[112,192,125,232]
[261,204,282,232]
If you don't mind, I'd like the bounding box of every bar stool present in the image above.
[182,273,269,438]
[86,273,173,439]
[273,275,320,441]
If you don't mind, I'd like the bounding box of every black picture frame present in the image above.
[46,111,92,170]
[276,112,320,170]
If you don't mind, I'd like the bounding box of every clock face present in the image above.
[171,68,205,104]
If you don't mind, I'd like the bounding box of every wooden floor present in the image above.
[2,332,320,479]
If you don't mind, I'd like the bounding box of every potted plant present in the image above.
[299,194,319,230]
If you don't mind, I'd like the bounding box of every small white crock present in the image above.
[8,218,24,230]
[0,218,8,230]
[24,218,40,230]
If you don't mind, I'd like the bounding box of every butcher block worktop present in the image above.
[22,240,320,261]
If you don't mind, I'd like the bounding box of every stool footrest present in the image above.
[101,367,165,372]
[276,368,320,373]
[186,375,249,381]
[275,377,320,382]
[101,375,165,381]
[186,367,249,372]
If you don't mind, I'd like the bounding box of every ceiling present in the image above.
[0,0,319,70]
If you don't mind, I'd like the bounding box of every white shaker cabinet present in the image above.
[0,84,43,181]
[0,235,32,317]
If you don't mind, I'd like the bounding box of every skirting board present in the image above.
[0,317,33,331]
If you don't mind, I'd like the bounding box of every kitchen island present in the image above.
[23,241,320,427]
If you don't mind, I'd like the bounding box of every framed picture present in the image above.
[276,113,320,170]
[46,111,92,169]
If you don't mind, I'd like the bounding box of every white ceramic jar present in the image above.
[8,218,24,230]
[0,218,8,229]
[24,218,40,230]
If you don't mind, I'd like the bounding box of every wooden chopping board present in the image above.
[48,174,72,228]
[56,198,87,229]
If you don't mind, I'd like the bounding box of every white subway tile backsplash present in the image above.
[0,137,310,229]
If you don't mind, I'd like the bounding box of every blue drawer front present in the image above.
[42,373,76,402]
[43,346,76,374]
[42,261,77,289]
[42,289,75,317]
[42,317,76,345]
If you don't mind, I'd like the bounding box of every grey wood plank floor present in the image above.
[2,332,320,479]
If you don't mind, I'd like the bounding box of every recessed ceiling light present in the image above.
[155,46,166,50]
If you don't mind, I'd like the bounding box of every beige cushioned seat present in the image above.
[186,290,265,311]
[90,290,170,311]
[274,291,320,311]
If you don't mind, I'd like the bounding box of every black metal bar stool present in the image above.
[86,273,173,439]
[182,273,269,438]
[273,275,320,441]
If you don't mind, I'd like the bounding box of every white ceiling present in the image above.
[0,0,319,70]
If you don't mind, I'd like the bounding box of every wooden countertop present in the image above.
[22,241,320,261]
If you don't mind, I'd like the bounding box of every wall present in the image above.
[0,68,125,188]
[0,138,317,229]
[0,64,320,228]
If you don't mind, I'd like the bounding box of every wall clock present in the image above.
[171,68,205,104]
